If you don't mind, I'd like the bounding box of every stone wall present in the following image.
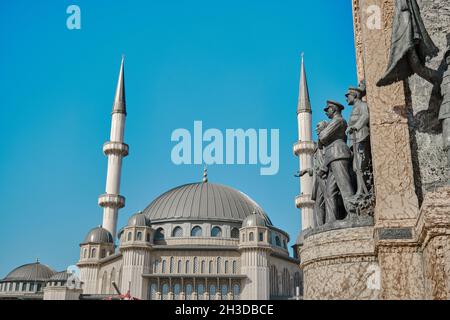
[407,0,450,202]
[300,227,379,300]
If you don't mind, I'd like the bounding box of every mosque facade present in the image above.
[0,58,302,301]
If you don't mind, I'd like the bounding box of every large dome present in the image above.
[143,182,273,225]
[3,262,56,282]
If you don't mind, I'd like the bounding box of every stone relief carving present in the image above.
[377,0,440,87]
[377,0,450,190]
[440,50,450,170]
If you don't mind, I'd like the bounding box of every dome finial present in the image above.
[202,166,208,183]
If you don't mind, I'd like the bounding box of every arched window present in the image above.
[162,283,169,300]
[118,268,122,292]
[232,261,237,274]
[294,272,302,296]
[83,249,87,259]
[170,257,174,273]
[217,257,222,274]
[186,284,193,300]
[249,232,254,241]
[174,283,181,300]
[127,232,132,241]
[224,261,229,274]
[275,236,281,247]
[197,284,205,300]
[242,234,246,242]
[149,283,158,300]
[161,260,167,273]
[283,240,287,249]
[231,228,240,239]
[270,265,279,297]
[221,284,228,300]
[211,227,222,237]
[201,260,206,274]
[193,257,198,274]
[191,226,202,237]
[101,249,106,258]
[177,260,182,273]
[282,268,291,296]
[233,284,240,300]
[91,248,97,258]
[101,271,108,294]
[146,233,150,242]
[209,261,213,274]
[136,232,143,241]
[259,232,264,242]
[109,268,116,294]
[154,260,159,273]
[185,260,190,274]
[172,227,183,237]
[209,285,216,300]
[155,228,165,241]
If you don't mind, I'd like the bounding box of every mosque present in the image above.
[0,58,303,300]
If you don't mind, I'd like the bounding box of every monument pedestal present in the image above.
[416,187,450,300]
[300,226,379,300]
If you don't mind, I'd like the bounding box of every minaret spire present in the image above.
[294,54,315,231]
[297,53,312,114]
[113,56,126,115]
[98,57,130,239]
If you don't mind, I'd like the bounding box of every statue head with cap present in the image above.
[345,87,364,106]
[324,100,345,119]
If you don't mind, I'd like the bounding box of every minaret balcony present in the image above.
[103,142,129,157]
[295,194,314,209]
[293,141,315,156]
[98,194,126,209]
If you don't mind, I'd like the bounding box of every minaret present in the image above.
[293,54,315,231]
[98,57,129,238]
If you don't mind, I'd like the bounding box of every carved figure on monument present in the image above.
[310,121,329,227]
[377,0,440,87]
[440,49,450,169]
[319,101,355,222]
[346,86,371,197]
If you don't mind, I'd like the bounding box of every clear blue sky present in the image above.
[0,0,357,276]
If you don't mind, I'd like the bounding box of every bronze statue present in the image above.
[440,49,450,169]
[311,121,328,227]
[377,0,440,87]
[319,101,355,222]
[346,86,371,197]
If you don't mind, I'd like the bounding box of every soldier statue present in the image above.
[298,121,329,227]
[440,49,450,170]
[377,0,440,87]
[346,86,371,197]
[319,101,355,222]
[311,121,328,227]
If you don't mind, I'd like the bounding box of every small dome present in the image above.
[242,213,269,228]
[83,227,114,244]
[3,262,56,282]
[128,212,151,227]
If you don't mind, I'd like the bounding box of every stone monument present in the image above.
[297,0,450,300]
